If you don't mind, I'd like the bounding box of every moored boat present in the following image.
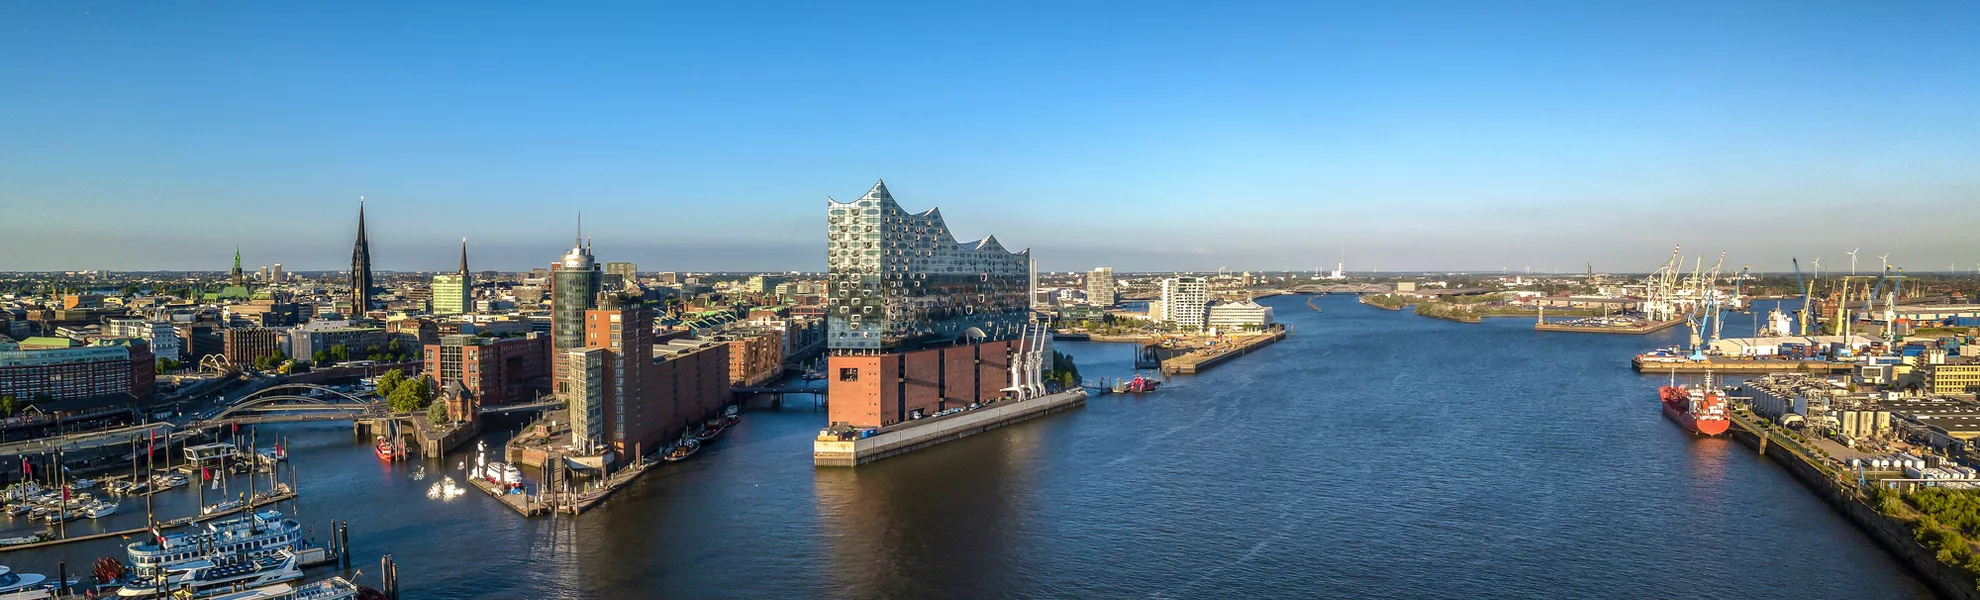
[0,564,49,595]
[126,510,311,577]
[373,437,397,461]
[692,420,726,443]
[1660,374,1730,436]
[662,438,701,463]
[116,550,303,598]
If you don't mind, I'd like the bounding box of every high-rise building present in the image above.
[432,238,472,316]
[1087,267,1115,306]
[604,262,637,282]
[825,180,1034,429]
[270,263,284,283]
[551,233,602,400]
[745,275,784,295]
[350,200,376,314]
[1158,276,1210,331]
[564,293,730,463]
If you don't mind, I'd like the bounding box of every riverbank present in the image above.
[1536,317,1686,335]
[1725,410,1980,600]
[813,389,1087,467]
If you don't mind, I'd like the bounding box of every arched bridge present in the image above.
[1292,283,1394,294]
[193,383,386,427]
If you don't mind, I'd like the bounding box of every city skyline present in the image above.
[3,2,1976,272]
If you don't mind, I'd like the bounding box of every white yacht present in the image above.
[116,550,303,598]
[86,500,120,519]
[204,577,363,600]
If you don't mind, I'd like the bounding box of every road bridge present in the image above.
[1290,283,1394,294]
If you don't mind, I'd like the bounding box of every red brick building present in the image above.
[568,295,730,465]
[422,333,550,407]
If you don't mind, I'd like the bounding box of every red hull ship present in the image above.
[374,437,398,461]
[1660,382,1730,436]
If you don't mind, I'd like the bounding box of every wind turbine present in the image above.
[1846,247,1860,275]
[1879,254,1890,272]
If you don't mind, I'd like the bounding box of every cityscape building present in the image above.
[424,333,550,407]
[222,327,283,366]
[1087,267,1115,306]
[1207,300,1275,331]
[432,239,472,316]
[0,338,154,402]
[551,232,602,400]
[1158,276,1210,330]
[350,199,376,314]
[824,180,1033,429]
[104,318,183,362]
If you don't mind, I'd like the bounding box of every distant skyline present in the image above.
[2,2,1976,273]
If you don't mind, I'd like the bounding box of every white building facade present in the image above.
[1159,277,1210,331]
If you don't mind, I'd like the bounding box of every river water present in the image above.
[2,294,1937,598]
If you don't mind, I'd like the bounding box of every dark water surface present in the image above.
[4,294,1936,599]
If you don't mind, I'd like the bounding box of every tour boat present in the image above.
[201,577,365,600]
[126,510,308,576]
[116,550,303,598]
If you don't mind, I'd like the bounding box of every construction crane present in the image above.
[1793,258,1812,336]
[1717,266,1749,342]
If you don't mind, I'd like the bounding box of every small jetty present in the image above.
[815,389,1087,467]
[1160,328,1288,375]
[467,476,550,517]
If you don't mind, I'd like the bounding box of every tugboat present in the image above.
[662,437,701,463]
[373,437,397,461]
[692,419,727,444]
[722,405,741,428]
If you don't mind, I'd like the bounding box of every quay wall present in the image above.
[1162,329,1287,375]
[1729,421,1980,599]
[815,389,1086,467]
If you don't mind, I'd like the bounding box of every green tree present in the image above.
[329,344,349,362]
[312,350,330,365]
[376,369,405,399]
[387,377,432,413]
[426,398,448,424]
[0,395,13,417]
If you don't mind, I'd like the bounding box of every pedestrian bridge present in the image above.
[192,383,386,427]
[1291,283,1393,294]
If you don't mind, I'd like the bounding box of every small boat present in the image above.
[478,462,522,490]
[373,437,397,461]
[87,501,120,519]
[3,504,29,517]
[1112,374,1162,394]
[692,420,727,443]
[410,466,426,481]
[0,534,49,548]
[150,474,188,491]
[69,478,98,491]
[202,500,242,515]
[722,405,741,427]
[662,439,701,463]
[203,576,366,600]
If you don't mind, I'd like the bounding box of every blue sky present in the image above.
[2,1,1976,273]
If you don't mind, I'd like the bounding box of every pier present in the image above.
[466,476,550,517]
[0,489,298,553]
[1160,328,1288,375]
[1631,356,1851,374]
[1535,317,1685,335]
[815,389,1087,467]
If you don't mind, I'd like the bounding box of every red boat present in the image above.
[1113,375,1161,394]
[1660,381,1730,436]
[374,437,398,461]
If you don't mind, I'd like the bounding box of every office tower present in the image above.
[604,262,637,282]
[551,232,602,400]
[432,238,472,316]
[825,180,1034,428]
[1087,267,1115,306]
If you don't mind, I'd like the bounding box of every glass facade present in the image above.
[825,180,1031,352]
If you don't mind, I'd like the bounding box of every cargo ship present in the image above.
[1659,376,1730,436]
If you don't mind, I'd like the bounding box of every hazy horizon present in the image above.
[3,2,1975,273]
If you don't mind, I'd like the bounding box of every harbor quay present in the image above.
[814,388,1086,467]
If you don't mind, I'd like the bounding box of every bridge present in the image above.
[1290,283,1394,294]
[480,399,562,416]
[190,383,386,428]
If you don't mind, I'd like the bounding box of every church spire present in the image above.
[231,243,244,287]
[459,237,470,274]
[350,196,375,314]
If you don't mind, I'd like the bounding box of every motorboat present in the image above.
[69,479,97,491]
[86,500,120,519]
[662,438,701,463]
[202,576,365,600]
[202,501,243,515]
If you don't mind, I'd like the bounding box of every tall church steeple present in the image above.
[350,197,375,315]
[231,243,244,287]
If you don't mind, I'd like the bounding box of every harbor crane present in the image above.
[1793,258,1813,336]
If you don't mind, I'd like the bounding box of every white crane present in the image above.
[1846,246,1860,275]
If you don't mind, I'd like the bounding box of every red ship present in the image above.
[1659,380,1730,436]
[374,437,398,461]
